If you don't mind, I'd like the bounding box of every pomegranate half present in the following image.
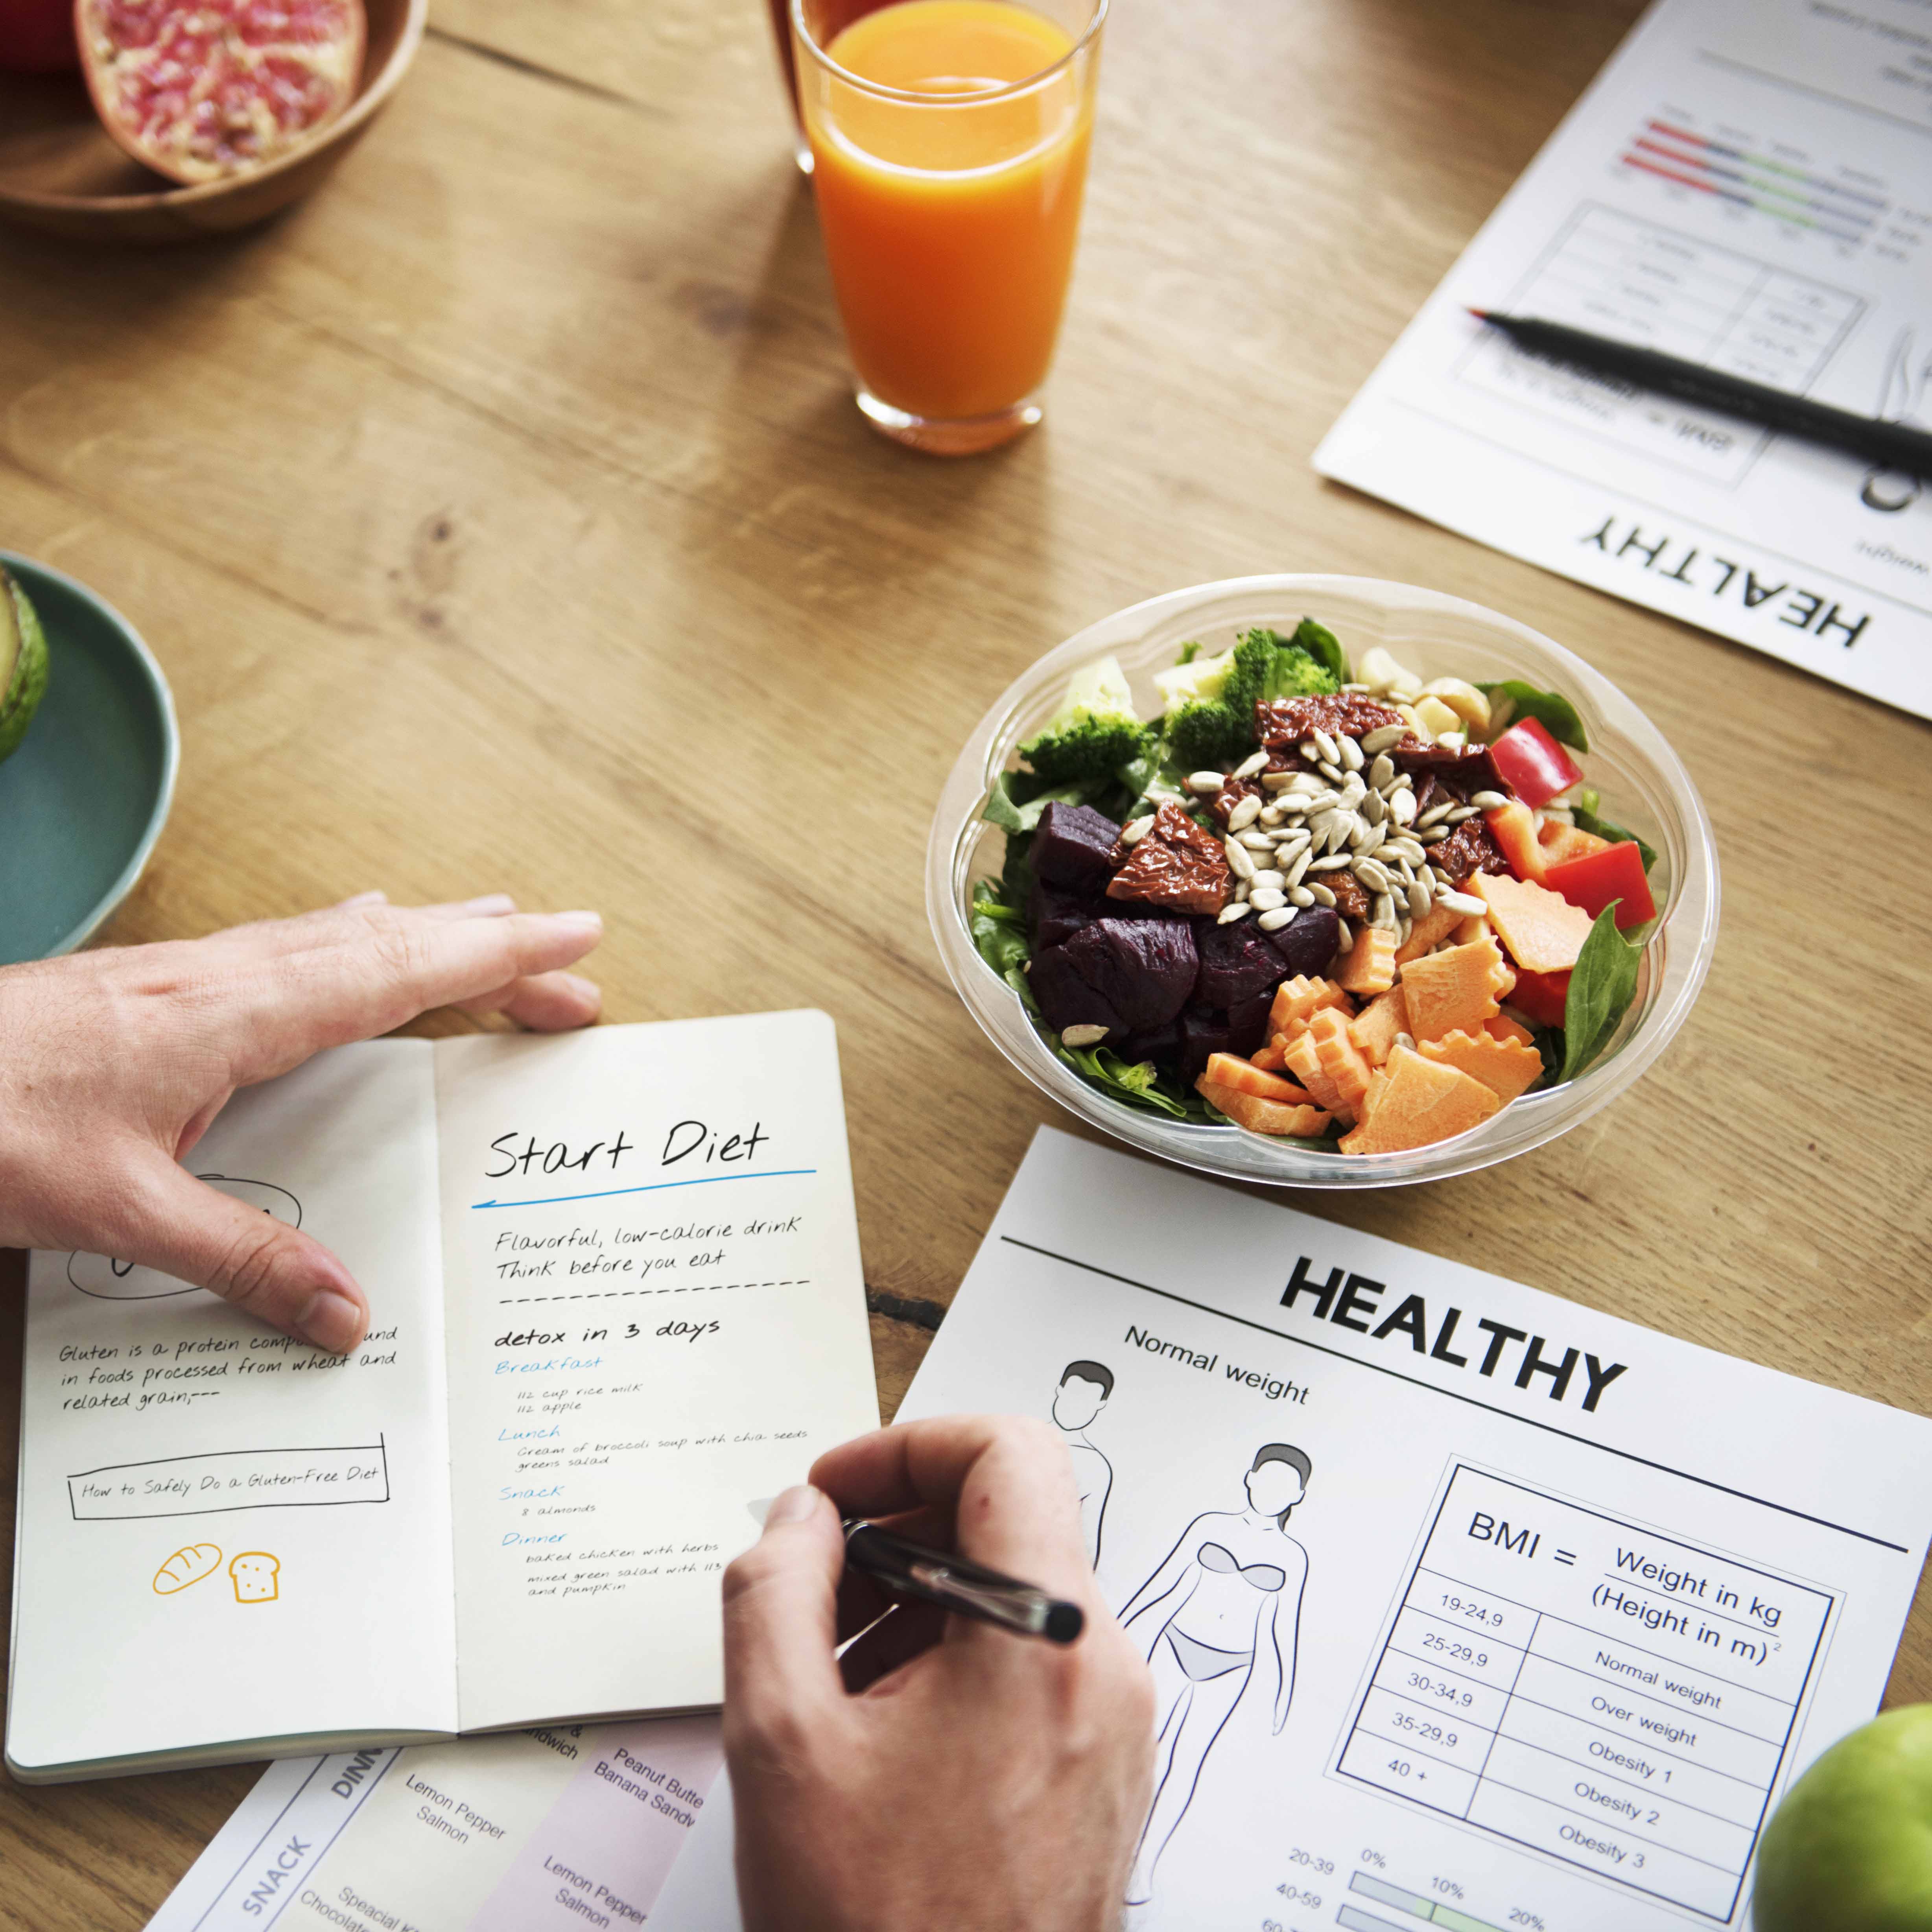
[77,0,367,185]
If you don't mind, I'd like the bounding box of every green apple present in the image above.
[0,563,50,765]
[1756,1706,1932,1930]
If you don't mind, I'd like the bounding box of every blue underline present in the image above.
[469,1168,818,1211]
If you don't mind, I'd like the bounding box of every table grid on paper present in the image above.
[1337,1466,1833,1920]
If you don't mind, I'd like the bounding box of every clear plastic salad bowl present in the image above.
[927,576,1720,1189]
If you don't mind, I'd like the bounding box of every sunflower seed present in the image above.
[1119,814,1154,846]
[1439,889,1488,917]
[1395,1032,1416,1052]
[1298,740,1321,763]
[1318,760,1345,785]
[1261,771,1301,793]
[1312,854,1352,872]
[1362,724,1408,754]
[1258,805,1285,828]
[1313,728,1340,763]
[1327,816,1358,856]
[1227,795,1263,832]
[1061,1024,1109,1047]
[1362,788,1386,826]
[1389,790,1418,826]
[1420,824,1451,844]
[1418,800,1455,828]
[1338,735,1364,771]
[1289,886,1316,907]
[1353,821,1388,857]
[1216,902,1253,925]
[1355,857,1393,894]
[1388,836,1426,864]
[1224,838,1256,881]
[1283,849,1313,887]
[1307,882,1337,907]
[1232,749,1270,781]
[1431,865,1456,889]
[1368,751,1396,789]
[1234,877,1251,902]
[1373,892,1397,929]
[1342,682,1371,693]
[1257,907,1296,933]
[1187,770,1226,794]
[1250,869,1285,890]
[1471,789,1508,809]
[1239,830,1275,851]
[1339,773,1368,808]
[1334,918,1353,951]
[1407,880,1431,920]
[1445,804,1479,823]
[1249,887,1287,911]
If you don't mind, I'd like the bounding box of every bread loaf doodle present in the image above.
[229,1552,281,1604]
[151,1543,222,1595]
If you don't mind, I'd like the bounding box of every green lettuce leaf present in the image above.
[1560,907,1643,1083]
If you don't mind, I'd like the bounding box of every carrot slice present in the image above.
[1197,1078,1333,1138]
[1201,1053,1311,1104]
[1338,1045,1501,1154]
[1395,902,1459,964]
[1399,935,1512,1043]
[1419,1028,1545,1105]
[1268,975,1350,1041]
[1308,1006,1375,1110]
[1279,1031,1357,1124]
[1348,985,1408,1067]
[1335,925,1397,996]
[1470,870,1597,974]
[1484,1014,1535,1047]
[1252,1041,1287,1072]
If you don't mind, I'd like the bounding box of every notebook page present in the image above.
[433,1012,877,1733]
[8,1042,458,1778]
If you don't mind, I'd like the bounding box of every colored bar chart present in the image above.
[1341,1869,1512,1932]
[1620,117,1884,246]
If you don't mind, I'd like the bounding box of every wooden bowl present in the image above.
[0,0,426,244]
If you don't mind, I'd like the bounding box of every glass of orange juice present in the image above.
[791,0,1106,455]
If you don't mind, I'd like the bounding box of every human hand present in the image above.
[0,893,603,1355]
[722,1416,1156,1932]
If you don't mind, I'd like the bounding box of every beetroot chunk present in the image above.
[1032,802,1123,890]
[1027,878,1106,949]
[1194,922,1288,1011]
[1263,904,1342,979]
[1227,990,1276,1058]
[1063,918,1199,1032]
[1028,944,1125,1038]
[1118,1020,1182,1067]
[1179,1009,1231,1085]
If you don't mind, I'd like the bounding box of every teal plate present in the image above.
[0,554,178,964]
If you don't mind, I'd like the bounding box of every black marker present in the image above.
[842,1517,1085,1645]
[1469,308,1932,479]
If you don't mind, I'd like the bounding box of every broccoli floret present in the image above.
[1018,655,1152,784]
[1157,628,1345,772]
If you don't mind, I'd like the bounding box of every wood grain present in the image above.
[2,0,1928,1920]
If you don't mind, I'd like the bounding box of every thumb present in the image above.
[121,1156,370,1354]
[721,1486,849,1772]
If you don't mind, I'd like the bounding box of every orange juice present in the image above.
[804,0,1097,429]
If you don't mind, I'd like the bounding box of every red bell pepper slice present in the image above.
[1542,840,1656,929]
[1508,967,1571,1029]
[1488,717,1585,808]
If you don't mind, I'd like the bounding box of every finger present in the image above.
[811,1416,1091,1593]
[418,894,517,922]
[216,908,603,1083]
[336,890,388,909]
[221,894,516,958]
[454,971,601,1031]
[722,1486,850,1761]
[112,1153,369,1353]
[840,1599,948,1694]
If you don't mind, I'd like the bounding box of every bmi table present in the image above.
[2,0,1930,1923]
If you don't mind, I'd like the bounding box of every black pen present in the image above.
[842,1517,1086,1645]
[1469,309,1932,479]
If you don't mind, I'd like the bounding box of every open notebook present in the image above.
[6,1011,879,1783]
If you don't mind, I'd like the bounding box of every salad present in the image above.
[971,619,1660,1155]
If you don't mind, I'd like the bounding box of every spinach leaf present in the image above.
[1118,751,1190,817]
[1574,788,1658,873]
[1053,1043,1198,1118]
[1292,618,1351,689]
[982,773,1104,837]
[1559,908,1643,1083]
[1477,680,1590,752]
[970,880,1032,988]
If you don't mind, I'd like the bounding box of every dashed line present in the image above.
[496,1279,812,1305]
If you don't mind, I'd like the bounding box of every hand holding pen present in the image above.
[722,1416,1157,1932]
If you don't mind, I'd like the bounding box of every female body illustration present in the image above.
[1117,1443,1311,1905]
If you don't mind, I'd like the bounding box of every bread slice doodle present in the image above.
[151,1544,222,1595]
[229,1552,282,1604]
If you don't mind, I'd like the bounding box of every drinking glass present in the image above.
[791,0,1107,455]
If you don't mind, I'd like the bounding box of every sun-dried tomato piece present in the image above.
[1106,801,1229,915]
[1323,867,1372,922]
[1431,815,1510,883]
[1208,775,1264,827]
[1256,695,1409,769]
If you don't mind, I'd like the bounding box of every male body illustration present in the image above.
[1052,1360,1115,1568]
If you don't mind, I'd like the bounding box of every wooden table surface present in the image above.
[4,0,1930,1921]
